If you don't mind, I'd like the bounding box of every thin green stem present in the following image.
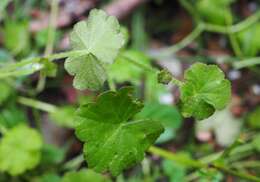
[170,76,183,87]
[148,146,260,182]
[0,67,42,78]
[233,57,260,69]
[225,8,243,57]
[17,96,57,113]
[0,50,86,79]
[63,154,84,170]
[203,11,260,34]
[148,146,204,168]
[37,0,59,93]
[122,54,156,73]
[179,0,199,22]
[212,163,260,182]
[44,0,59,56]
[154,24,204,58]
[232,161,260,169]
[108,76,116,91]
[36,72,46,93]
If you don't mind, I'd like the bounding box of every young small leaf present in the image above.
[40,58,57,78]
[157,69,172,85]
[0,125,43,175]
[180,63,231,120]
[65,9,125,90]
[75,87,164,176]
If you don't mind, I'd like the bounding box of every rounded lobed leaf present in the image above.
[65,9,125,90]
[65,54,107,90]
[75,87,164,176]
[180,63,231,120]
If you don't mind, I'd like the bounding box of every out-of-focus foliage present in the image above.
[61,169,110,182]
[2,20,30,55]
[49,106,76,128]
[196,0,234,25]
[247,107,260,129]
[237,24,260,57]
[0,125,43,175]
[136,102,182,143]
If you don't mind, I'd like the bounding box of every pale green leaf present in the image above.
[65,54,107,90]
[65,9,125,90]
[69,9,124,64]
[0,125,43,175]
[75,87,164,176]
[61,169,110,182]
[180,63,231,120]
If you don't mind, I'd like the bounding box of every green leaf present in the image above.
[247,107,260,129]
[75,87,164,176]
[180,63,231,120]
[136,102,182,143]
[65,9,125,90]
[49,106,76,128]
[0,125,43,176]
[65,54,107,90]
[61,169,110,182]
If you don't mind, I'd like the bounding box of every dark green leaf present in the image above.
[75,87,164,176]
